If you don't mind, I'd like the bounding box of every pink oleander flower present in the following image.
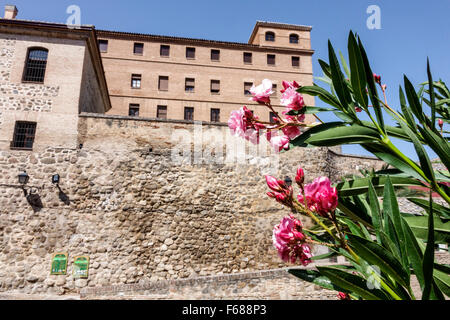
[250,79,273,104]
[298,176,338,218]
[282,125,302,140]
[381,84,387,91]
[228,106,265,144]
[338,292,351,300]
[266,131,290,153]
[281,86,305,112]
[373,73,381,85]
[295,167,305,186]
[272,215,312,266]
[266,176,285,192]
[284,112,306,123]
[355,107,363,113]
[281,80,300,94]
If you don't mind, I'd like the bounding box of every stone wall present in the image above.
[0,113,417,297]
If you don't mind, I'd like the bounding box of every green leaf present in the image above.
[404,76,426,124]
[304,124,380,146]
[318,59,332,79]
[337,198,373,227]
[422,193,435,300]
[328,40,353,113]
[286,106,335,116]
[290,121,344,148]
[347,234,410,287]
[403,215,450,244]
[317,266,390,300]
[402,218,425,290]
[358,36,385,133]
[417,125,450,172]
[334,111,354,122]
[311,251,338,261]
[407,198,450,220]
[368,179,382,243]
[399,86,418,133]
[348,31,368,108]
[339,51,351,79]
[298,85,342,110]
[383,176,409,271]
[336,176,423,197]
[288,269,343,292]
[434,270,450,297]
[427,59,436,131]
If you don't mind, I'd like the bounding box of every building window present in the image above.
[265,32,275,42]
[159,76,169,91]
[267,54,276,66]
[134,43,144,55]
[272,84,278,96]
[160,45,170,57]
[185,78,195,92]
[129,104,140,117]
[289,34,299,44]
[131,74,141,89]
[243,52,252,64]
[211,80,220,94]
[98,40,108,53]
[270,112,277,123]
[157,105,167,119]
[22,48,48,83]
[211,108,220,122]
[186,47,196,59]
[211,49,220,61]
[11,121,37,150]
[244,82,253,95]
[184,107,194,121]
[292,56,300,68]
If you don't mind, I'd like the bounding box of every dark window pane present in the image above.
[134,43,144,55]
[292,56,300,67]
[211,80,220,94]
[244,82,253,95]
[265,32,275,41]
[129,104,140,117]
[186,47,196,59]
[272,84,277,96]
[98,40,108,53]
[131,74,141,88]
[289,34,299,44]
[185,78,195,92]
[243,52,252,64]
[184,107,194,121]
[11,121,37,150]
[267,54,276,65]
[23,48,48,83]
[159,76,169,91]
[157,105,167,119]
[160,45,170,57]
[210,109,220,122]
[211,49,220,61]
[270,112,277,123]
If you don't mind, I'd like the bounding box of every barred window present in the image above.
[185,78,195,92]
[134,43,144,55]
[157,105,167,119]
[184,107,194,121]
[129,104,140,117]
[23,48,48,83]
[98,40,108,53]
[265,32,275,42]
[11,121,37,150]
[211,49,220,61]
[267,54,276,66]
[211,80,220,94]
[160,45,170,57]
[159,76,169,91]
[131,74,141,89]
[186,47,196,59]
[289,34,299,44]
[244,82,253,95]
[292,56,300,68]
[210,108,220,122]
[243,52,252,64]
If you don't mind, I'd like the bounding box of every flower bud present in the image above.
[438,119,444,129]
[266,176,283,192]
[295,167,305,186]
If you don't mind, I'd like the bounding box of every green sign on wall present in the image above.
[73,256,90,279]
[50,253,68,275]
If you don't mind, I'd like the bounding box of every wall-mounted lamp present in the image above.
[18,171,29,185]
[52,174,60,185]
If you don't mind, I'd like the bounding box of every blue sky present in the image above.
[5,0,449,160]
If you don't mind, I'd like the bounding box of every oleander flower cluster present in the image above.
[266,167,339,266]
[227,79,306,153]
